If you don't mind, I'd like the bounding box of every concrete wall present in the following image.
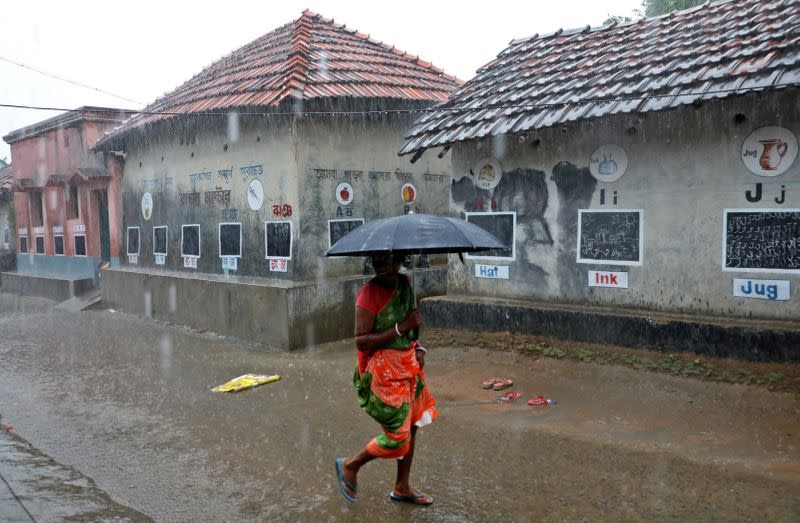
[1,271,95,301]
[113,104,451,347]
[120,114,299,277]
[102,266,446,349]
[119,102,452,282]
[294,108,452,280]
[446,90,799,320]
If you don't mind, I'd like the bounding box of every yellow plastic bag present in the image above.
[211,373,281,393]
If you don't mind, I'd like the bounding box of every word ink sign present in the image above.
[732,278,790,301]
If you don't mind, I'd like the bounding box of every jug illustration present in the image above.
[758,139,788,170]
[598,155,618,176]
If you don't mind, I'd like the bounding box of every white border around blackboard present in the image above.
[576,209,644,267]
[464,211,516,261]
[721,208,800,274]
[181,223,201,259]
[328,218,365,249]
[153,226,168,256]
[126,226,140,255]
[218,222,243,258]
[265,220,293,260]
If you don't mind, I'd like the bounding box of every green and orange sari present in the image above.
[354,276,437,459]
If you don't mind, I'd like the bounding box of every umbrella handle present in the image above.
[411,266,420,340]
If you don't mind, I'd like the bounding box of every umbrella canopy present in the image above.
[326,213,507,257]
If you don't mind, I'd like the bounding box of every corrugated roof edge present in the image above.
[398,83,800,156]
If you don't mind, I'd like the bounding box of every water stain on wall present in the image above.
[552,161,596,298]
[451,167,551,291]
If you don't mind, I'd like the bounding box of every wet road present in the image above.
[0,292,798,521]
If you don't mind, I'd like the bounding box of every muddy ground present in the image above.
[0,292,798,521]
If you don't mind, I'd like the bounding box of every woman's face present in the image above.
[371,253,401,280]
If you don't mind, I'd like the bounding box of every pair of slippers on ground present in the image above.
[496,390,554,406]
[335,458,434,506]
[482,377,514,391]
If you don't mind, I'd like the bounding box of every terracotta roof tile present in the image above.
[401,0,800,155]
[101,10,461,144]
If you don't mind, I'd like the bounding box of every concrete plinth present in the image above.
[420,295,800,362]
[101,266,447,350]
[1,271,95,302]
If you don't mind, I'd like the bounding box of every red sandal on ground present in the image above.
[496,391,521,403]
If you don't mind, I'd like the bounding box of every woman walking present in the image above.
[335,252,437,505]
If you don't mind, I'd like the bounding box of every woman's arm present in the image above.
[355,306,421,352]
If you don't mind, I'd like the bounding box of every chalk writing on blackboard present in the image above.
[465,212,516,260]
[329,218,365,248]
[722,209,800,273]
[577,210,643,266]
[265,221,292,259]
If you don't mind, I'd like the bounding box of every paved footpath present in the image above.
[0,425,150,522]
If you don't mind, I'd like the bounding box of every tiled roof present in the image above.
[101,10,460,145]
[0,163,12,194]
[400,0,800,155]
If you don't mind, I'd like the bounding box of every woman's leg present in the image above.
[341,447,376,498]
[393,425,417,495]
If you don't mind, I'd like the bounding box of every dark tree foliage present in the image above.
[644,0,706,16]
[604,0,706,25]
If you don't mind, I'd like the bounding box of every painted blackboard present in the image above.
[182,225,200,257]
[577,210,643,266]
[723,210,800,273]
[266,221,292,259]
[465,212,515,259]
[219,223,241,257]
[127,228,140,255]
[329,219,364,248]
[74,235,86,256]
[153,227,167,255]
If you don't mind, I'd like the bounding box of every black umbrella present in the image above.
[325,213,506,257]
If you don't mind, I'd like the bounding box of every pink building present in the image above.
[2,107,135,294]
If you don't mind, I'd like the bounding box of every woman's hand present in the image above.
[415,348,425,370]
[399,308,421,334]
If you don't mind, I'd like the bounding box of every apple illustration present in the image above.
[340,187,350,201]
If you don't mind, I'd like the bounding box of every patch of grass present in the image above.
[543,347,567,359]
[522,343,545,354]
[765,372,785,385]
[425,328,800,394]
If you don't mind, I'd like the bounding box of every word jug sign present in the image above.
[588,270,629,289]
[732,278,790,301]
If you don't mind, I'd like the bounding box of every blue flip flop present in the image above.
[389,490,434,506]
[335,458,357,503]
